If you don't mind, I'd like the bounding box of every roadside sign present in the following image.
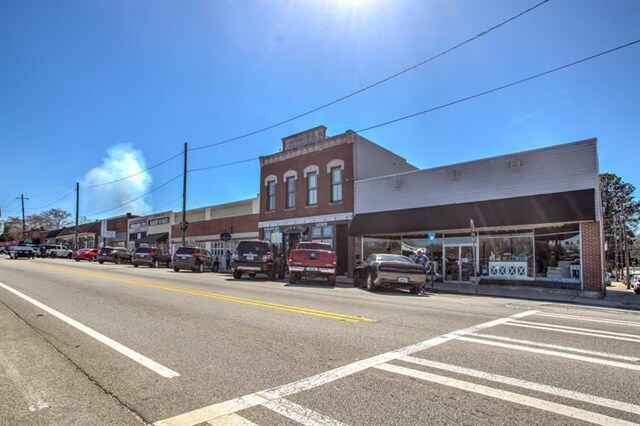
[427,232,436,242]
[187,239,195,248]
[220,232,232,241]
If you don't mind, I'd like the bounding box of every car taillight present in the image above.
[232,251,239,261]
[192,252,200,258]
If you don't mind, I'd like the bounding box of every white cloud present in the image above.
[82,144,152,217]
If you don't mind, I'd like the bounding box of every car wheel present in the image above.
[153,259,159,268]
[114,257,120,265]
[410,286,421,295]
[133,263,139,268]
[173,267,180,272]
[51,252,57,258]
[99,261,104,264]
[75,259,80,262]
[328,274,336,286]
[267,267,276,281]
[366,273,376,292]
[288,272,298,284]
[67,253,72,259]
[233,270,242,279]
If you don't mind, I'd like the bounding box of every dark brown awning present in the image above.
[136,232,169,244]
[349,189,595,236]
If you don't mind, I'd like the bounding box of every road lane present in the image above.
[2,257,639,425]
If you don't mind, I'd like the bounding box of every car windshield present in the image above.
[176,247,197,254]
[135,248,152,253]
[297,242,332,251]
[237,242,269,254]
[374,254,414,263]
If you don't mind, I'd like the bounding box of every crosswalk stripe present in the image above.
[457,336,640,371]
[400,357,640,416]
[505,323,640,343]
[262,398,348,426]
[375,363,637,426]
[512,320,640,339]
[470,333,640,362]
[535,312,640,327]
[207,413,258,425]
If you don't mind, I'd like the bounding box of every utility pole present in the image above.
[622,202,630,289]
[18,194,28,241]
[181,142,188,247]
[75,182,80,250]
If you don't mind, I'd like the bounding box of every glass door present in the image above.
[444,245,476,282]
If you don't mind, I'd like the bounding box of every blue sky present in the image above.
[1,0,638,221]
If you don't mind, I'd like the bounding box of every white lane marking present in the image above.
[505,323,640,343]
[401,356,640,416]
[262,398,348,426]
[153,310,538,425]
[457,336,640,371]
[535,312,640,327]
[0,350,50,412]
[375,363,637,426]
[471,333,640,363]
[207,413,258,425]
[512,320,640,339]
[0,282,179,378]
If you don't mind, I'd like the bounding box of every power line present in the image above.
[356,39,640,133]
[189,0,550,152]
[188,156,260,173]
[27,190,76,211]
[83,151,182,188]
[85,173,183,218]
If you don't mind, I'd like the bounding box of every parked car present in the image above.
[172,247,214,272]
[634,276,640,295]
[132,247,171,268]
[45,244,73,258]
[287,241,337,285]
[353,253,426,294]
[97,247,132,264]
[7,245,36,259]
[73,248,99,262]
[231,240,285,280]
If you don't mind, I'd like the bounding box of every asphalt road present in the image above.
[1,256,639,425]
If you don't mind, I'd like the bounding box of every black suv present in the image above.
[97,247,132,264]
[132,247,171,268]
[172,247,214,272]
[231,240,285,280]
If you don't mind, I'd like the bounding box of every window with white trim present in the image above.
[307,172,317,205]
[267,180,276,211]
[330,166,342,202]
[286,176,296,208]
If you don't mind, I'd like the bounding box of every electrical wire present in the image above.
[85,173,183,218]
[83,151,182,188]
[27,190,76,211]
[188,156,260,173]
[189,0,550,152]
[356,39,640,133]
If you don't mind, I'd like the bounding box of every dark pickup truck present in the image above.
[287,241,337,285]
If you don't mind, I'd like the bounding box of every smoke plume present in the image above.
[82,144,152,217]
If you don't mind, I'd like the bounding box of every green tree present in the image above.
[600,173,640,287]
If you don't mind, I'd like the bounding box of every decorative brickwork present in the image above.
[581,221,604,293]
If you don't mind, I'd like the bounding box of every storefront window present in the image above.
[363,236,402,258]
[479,231,534,279]
[534,225,580,282]
[311,226,333,246]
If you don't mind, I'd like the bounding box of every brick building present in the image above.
[258,126,416,276]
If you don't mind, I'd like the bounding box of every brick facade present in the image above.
[259,140,354,223]
[580,221,604,293]
[171,213,258,238]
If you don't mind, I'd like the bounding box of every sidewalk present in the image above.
[336,277,640,311]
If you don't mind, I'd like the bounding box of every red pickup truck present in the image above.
[287,241,337,285]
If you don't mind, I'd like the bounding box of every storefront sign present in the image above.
[315,221,328,227]
[283,225,307,234]
[220,232,232,241]
[427,232,436,242]
[129,221,147,231]
[271,232,283,244]
[148,217,170,226]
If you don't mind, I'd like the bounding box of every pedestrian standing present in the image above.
[225,250,231,271]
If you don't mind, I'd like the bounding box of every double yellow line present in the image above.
[35,263,375,323]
